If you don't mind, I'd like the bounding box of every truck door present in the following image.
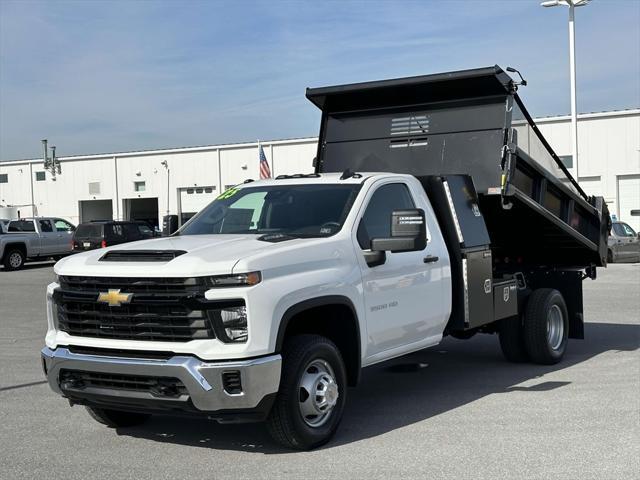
[37,219,58,255]
[52,219,75,254]
[354,181,447,361]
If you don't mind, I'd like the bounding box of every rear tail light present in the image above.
[101,240,107,248]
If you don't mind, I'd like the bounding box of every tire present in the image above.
[523,288,569,365]
[498,315,529,362]
[85,406,150,428]
[267,334,347,450]
[3,249,25,270]
[607,249,614,264]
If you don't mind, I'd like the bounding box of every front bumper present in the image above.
[41,347,281,414]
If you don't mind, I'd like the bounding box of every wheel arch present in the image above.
[276,295,362,386]
[2,242,27,260]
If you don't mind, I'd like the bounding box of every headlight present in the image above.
[207,272,261,287]
[210,306,248,343]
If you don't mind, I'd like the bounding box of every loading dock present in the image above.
[122,198,159,229]
[78,199,113,223]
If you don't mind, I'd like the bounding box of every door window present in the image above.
[108,224,125,240]
[357,183,415,249]
[39,220,54,232]
[54,219,74,232]
[137,224,153,236]
[8,220,35,232]
[123,223,142,240]
[613,222,636,237]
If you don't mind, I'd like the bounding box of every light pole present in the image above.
[161,160,170,217]
[541,0,591,182]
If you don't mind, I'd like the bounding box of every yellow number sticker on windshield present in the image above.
[217,188,239,200]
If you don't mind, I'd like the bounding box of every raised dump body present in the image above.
[306,65,610,269]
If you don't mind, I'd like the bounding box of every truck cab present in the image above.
[42,174,452,440]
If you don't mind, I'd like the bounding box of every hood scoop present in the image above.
[257,233,297,243]
[99,250,187,262]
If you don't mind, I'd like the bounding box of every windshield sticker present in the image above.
[217,188,239,200]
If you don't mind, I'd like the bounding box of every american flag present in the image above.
[259,144,271,179]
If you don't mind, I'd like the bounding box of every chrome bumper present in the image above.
[41,347,281,412]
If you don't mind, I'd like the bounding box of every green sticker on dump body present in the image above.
[217,187,239,200]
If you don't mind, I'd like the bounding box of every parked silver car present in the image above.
[608,221,640,263]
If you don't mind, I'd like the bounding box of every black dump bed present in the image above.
[307,66,610,269]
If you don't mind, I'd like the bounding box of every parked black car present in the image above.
[72,221,155,251]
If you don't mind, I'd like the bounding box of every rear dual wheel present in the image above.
[499,288,569,365]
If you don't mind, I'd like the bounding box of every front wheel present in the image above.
[523,288,569,365]
[267,334,347,450]
[85,406,150,428]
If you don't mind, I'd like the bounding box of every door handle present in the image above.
[423,255,439,263]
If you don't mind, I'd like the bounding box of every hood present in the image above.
[55,234,298,277]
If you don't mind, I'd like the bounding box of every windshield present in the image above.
[613,222,636,237]
[178,184,361,237]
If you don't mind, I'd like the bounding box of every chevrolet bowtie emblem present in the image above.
[97,289,133,307]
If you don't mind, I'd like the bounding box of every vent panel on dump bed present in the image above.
[307,65,610,268]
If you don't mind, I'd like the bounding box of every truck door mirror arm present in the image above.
[363,249,386,268]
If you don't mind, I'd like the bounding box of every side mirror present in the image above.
[364,209,427,267]
[371,209,427,254]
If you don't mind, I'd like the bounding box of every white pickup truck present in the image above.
[41,67,610,450]
[0,217,76,270]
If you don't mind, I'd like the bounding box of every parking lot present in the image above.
[0,262,638,480]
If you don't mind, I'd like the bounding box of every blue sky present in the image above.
[0,0,638,160]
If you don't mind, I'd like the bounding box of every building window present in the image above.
[35,171,46,181]
[0,173,8,183]
[559,155,573,169]
[134,181,146,192]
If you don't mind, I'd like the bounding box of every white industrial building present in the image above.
[1,108,638,230]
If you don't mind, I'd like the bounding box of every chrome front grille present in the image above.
[55,276,243,342]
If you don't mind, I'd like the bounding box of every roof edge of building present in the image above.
[2,108,639,166]
[0,136,318,166]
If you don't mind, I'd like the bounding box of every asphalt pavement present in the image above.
[1,261,638,480]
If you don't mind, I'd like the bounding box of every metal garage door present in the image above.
[618,175,640,231]
[179,186,217,224]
